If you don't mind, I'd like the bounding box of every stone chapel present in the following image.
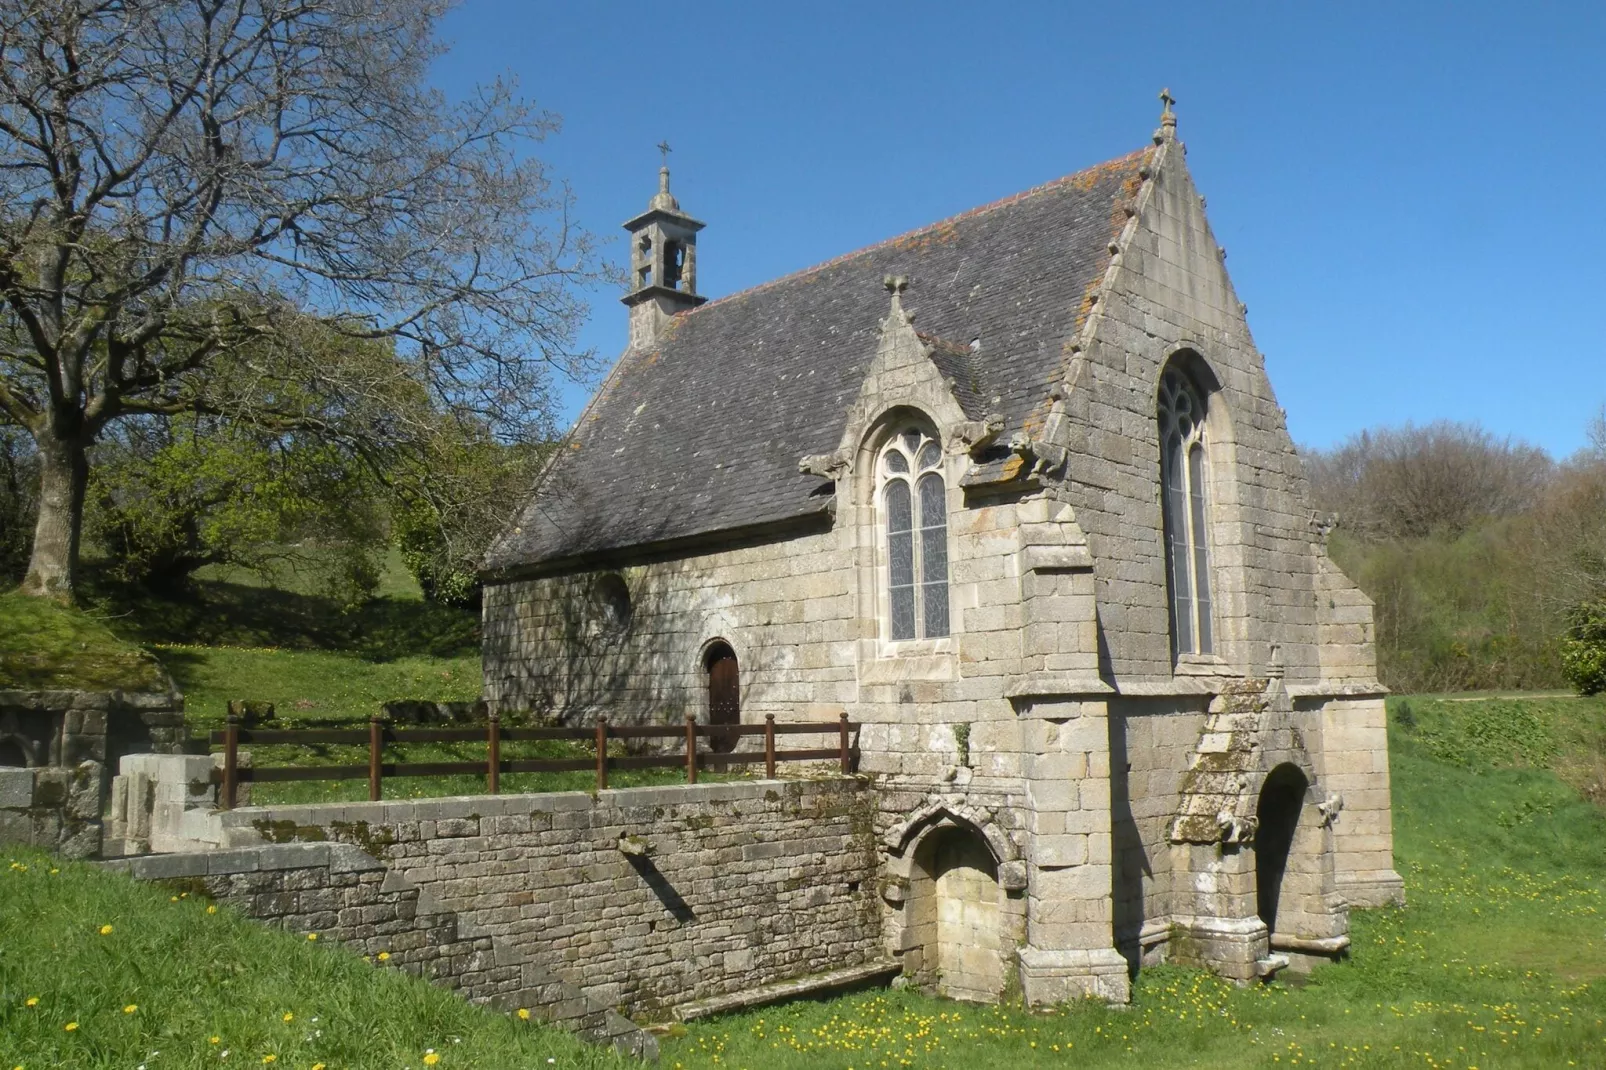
[481,99,1403,1005]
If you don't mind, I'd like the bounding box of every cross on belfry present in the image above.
[657,140,672,166]
[1159,88,1175,117]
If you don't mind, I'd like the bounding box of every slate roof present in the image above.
[486,146,1152,573]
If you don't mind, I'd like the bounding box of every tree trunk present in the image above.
[20,426,89,602]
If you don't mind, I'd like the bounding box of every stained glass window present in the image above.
[1158,367,1215,656]
[880,427,949,641]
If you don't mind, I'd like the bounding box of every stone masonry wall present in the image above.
[0,761,103,858]
[211,778,883,1022]
[104,841,652,1057]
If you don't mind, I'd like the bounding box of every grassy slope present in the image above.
[0,847,626,1070]
[0,590,168,691]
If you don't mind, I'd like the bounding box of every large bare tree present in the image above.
[0,0,601,600]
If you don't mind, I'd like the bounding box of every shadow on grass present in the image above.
[87,574,479,662]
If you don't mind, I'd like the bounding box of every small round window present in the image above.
[593,574,633,635]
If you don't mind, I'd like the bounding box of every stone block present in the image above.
[0,767,32,809]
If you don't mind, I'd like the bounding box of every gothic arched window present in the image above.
[881,427,949,641]
[1159,367,1214,656]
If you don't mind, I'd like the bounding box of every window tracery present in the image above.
[880,427,950,641]
[1159,367,1215,656]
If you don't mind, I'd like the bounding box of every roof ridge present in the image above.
[683,146,1152,316]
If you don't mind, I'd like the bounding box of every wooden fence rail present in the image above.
[210,712,857,810]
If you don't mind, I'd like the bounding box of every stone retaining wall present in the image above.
[103,842,653,1058]
[212,778,882,1023]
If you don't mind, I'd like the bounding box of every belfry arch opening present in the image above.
[1255,763,1309,935]
[703,641,740,754]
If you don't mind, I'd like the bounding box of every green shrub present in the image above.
[1560,600,1606,695]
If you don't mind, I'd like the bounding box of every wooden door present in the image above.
[706,644,740,753]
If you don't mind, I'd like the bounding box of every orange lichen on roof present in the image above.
[685,148,1152,317]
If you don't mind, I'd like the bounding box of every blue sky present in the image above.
[432,2,1605,457]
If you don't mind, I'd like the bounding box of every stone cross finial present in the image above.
[657,140,672,166]
[1156,88,1178,142]
[883,275,908,296]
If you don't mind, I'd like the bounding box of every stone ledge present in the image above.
[669,960,901,1022]
[1285,681,1389,699]
[1005,673,1114,701]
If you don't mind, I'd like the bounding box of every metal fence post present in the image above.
[368,715,384,801]
[595,717,609,791]
[487,711,501,794]
[838,712,851,774]
[222,713,240,810]
[684,715,698,785]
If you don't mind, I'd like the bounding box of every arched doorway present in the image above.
[703,641,740,753]
[917,826,1007,1001]
[1255,763,1309,935]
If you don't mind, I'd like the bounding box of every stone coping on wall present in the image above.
[214,776,870,843]
[997,677,1388,701]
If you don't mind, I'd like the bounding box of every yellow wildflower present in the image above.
[98,924,113,935]
[377,951,391,962]
[517,1008,531,1021]
[207,905,218,915]
[24,997,37,1007]
[64,1022,77,1031]
[424,1053,441,1066]
[305,933,317,941]
[262,1056,277,1065]
[123,1004,137,1014]
[209,1037,221,1045]
[282,1013,294,1023]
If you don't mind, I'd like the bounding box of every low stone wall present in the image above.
[0,761,103,857]
[214,778,883,1022]
[103,841,653,1058]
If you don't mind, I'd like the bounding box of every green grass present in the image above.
[654,695,1606,1069]
[0,589,169,691]
[0,847,627,1070]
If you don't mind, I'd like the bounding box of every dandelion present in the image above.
[124,1004,138,1014]
[306,933,317,941]
[210,1037,221,1045]
[424,1052,441,1066]
[24,997,38,1007]
[99,924,114,935]
[261,1056,276,1065]
[377,951,391,962]
[282,1013,294,1023]
[313,1065,325,1070]
[517,1009,531,1020]
[64,1022,78,1031]
[208,905,218,915]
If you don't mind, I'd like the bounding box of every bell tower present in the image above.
[622,143,706,349]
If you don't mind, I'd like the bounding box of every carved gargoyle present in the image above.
[1217,809,1259,844]
[1009,432,1069,480]
[798,448,852,480]
[1317,793,1344,827]
[951,413,1005,453]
